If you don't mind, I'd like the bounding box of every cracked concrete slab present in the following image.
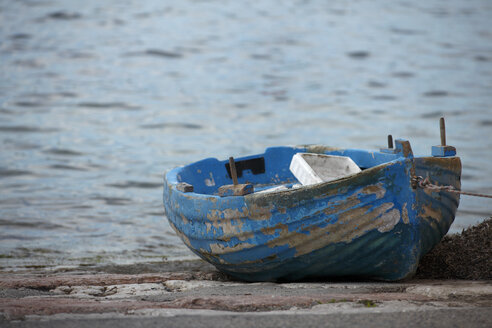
[1,261,491,327]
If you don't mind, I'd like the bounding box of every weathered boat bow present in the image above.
[163,136,461,281]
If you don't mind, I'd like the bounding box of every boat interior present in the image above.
[174,146,405,195]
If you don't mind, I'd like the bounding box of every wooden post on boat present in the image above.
[387,135,394,149]
[440,117,446,146]
[432,117,456,157]
[380,134,398,153]
[218,156,254,196]
[229,157,239,185]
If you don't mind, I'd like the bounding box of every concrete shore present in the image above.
[1,260,491,327]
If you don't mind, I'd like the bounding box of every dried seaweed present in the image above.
[416,217,492,280]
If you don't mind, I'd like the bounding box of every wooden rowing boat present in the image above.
[163,137,461,281]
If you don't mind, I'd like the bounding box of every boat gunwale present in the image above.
[164,149,420,202]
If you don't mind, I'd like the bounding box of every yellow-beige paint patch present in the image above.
[377,208,401,232]
[208,241,257,255]
[264,201,399,257]
[208,218,255,242]
[419,203,443,234]
[206,203,273,222]
[205,172,215,187]
[360,183,386,200]
[169,221,192,248]
[213,218,243,235]
[323,196,361,216]
[402,203,409,224]
[260,223,289,236]
[198,250,221,263]
[323,183,386,216]
[246,203,274,221]
[420,202,442,221]
[207,208,248,221]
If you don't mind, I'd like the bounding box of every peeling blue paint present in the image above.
[163,140,461,281]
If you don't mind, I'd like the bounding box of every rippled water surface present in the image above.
[1,0,491,271]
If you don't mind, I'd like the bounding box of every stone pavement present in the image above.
[1,261,491,327]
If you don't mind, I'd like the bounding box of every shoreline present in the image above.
[2,217,490,279]
[1,218,491,326]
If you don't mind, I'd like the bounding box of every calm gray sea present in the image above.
[1,0,491,271]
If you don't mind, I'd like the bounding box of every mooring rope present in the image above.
[412,176,492,199]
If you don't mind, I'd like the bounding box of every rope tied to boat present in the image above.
[411,176,492,199]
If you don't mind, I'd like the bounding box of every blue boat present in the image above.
[163,137,461,281]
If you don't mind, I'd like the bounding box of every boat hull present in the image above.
[163,146,461,281]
